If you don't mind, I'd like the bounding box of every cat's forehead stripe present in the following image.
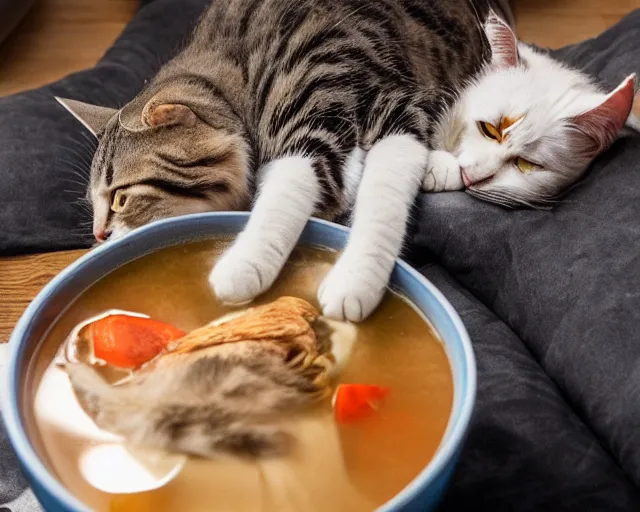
[499,114,525,132]
[100,122,119,186]
[105,164,114,186]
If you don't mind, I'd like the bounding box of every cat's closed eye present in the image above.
[477,121,501,142]
[514,156,539,174]
[165,154,229,169]
[111,190,127,212]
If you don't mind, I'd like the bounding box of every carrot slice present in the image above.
[87,315,185,369]
[333,384,390,424]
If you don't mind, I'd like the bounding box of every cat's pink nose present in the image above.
[94,229,111,243]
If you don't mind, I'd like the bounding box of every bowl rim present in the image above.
[2,212,476,512]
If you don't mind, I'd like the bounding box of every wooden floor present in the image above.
[514,0,640,47]
[0,0,638,341]
[0,0,137,96]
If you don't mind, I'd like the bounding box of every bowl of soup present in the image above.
[2,212,475,512]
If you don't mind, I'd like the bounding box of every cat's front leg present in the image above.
[421,150,463,192]
[318,134,427,321]
[210,156,320,304]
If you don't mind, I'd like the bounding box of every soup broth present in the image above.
[26,241,453,512]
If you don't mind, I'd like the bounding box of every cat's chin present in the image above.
[109,225,132,242]
[91,226,131,247]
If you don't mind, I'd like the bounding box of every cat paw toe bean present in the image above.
[318,261,386,322]
[423,151,462,192]
[209,254,271,304]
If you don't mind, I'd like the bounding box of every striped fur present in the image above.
[81,0,490,232]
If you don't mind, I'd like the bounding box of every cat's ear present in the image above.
[55,97,117,137]
[484,10,519,69]
[570,74,636,153]
[142,102,197,128]
[625,91,640,132]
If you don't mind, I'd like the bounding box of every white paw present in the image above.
[209,243,278,304]
[422,150,463,192]
[318,254,388,322]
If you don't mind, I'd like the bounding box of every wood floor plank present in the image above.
[0,0,137,96]
[0,250,88,341]
[514,0,637,48]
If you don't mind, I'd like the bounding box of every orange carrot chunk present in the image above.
[87,315,185,369]
[333,384,390,424]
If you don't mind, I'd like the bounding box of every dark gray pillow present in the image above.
[423,263,638,511]
[0,0,209,254]
[412,8,640,487]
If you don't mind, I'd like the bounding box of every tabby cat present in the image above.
[58,2,636,322]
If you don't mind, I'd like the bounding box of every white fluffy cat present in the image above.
[424,13,638,206]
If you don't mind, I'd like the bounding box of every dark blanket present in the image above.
[1,1,640,510]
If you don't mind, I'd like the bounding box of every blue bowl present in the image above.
[2,212,476,512]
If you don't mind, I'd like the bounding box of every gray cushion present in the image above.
[423,264,638,511]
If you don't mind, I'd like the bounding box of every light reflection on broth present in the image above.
[26,240,453,512]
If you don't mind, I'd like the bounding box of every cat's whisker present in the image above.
[492,187,557,209]
[79,130,98,148]
[74,207,93,217]
[58,159,91,176]
[62,182,89,192]
[62,188,89,197]
[62,175,90,187]
[64,148,94,169]
[491,192,529,209]
[70,217,93,224]
[466,188,517,208]
[69,194,90,203]
[62,185,89,195]
[60,165,89,177]
[57,155,89,168]
[60,174,90,188]
[72,147,92,168]
[66,223,93,231]
[77,201,92,210]
[64,141,94,159]
[473,186,556,210]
